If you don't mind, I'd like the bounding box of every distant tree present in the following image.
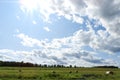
[69,65,72,68]
[61,65,65,68]
[43,64,47,67]
[74,65,77,68]
[53,65,57,68]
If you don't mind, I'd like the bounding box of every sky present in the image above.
[0,0,120,67]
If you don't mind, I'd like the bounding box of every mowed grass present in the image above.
[0,67,120,80]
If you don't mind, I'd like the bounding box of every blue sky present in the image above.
[0,0,120,67]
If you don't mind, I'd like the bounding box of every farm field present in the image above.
[0,67,120,80]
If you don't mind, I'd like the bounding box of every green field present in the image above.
[0,67,120,80]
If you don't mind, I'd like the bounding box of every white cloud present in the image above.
[0,49,32,62]
[43,27,51,32]
[0,48,117,67]
[16,29,93,49]
[20,0,120,36]
[85,0,120,37]
[34,0,120,54]
[14,0,120,67]
[32,20,37,24]
[16,33,48,47]
[15,31,118,66]
[72,15,84,24]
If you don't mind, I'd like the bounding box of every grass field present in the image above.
[0,67,120,80]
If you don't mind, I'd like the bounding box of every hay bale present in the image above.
[105,71,114,75]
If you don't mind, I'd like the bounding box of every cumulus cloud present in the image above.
[16,33,48,47]
[43,0,120,54]
[43,27,51,32]
[15,31,119,66]
[90,30,120,53]
[16,30,93,49]
[85,0,120,36]
[20,0,120,37]
[15,0,120,66]
[0,48,117,67]
[0,49,32,62]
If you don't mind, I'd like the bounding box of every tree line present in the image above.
[93,66,118,68]
[0,61,118,68]
[0,61,68,68]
